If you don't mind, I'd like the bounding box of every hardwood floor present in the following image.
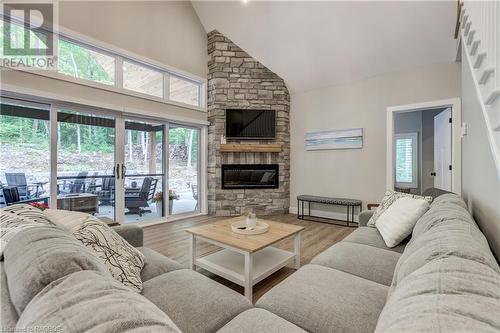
[143,214,354,302]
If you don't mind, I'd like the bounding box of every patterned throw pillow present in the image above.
[0,204,53,257]
[73,216,145,292]
[367,191,433,227]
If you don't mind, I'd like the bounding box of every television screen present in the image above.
[225,109,276,139]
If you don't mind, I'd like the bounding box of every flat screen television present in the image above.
[225,109,276,139]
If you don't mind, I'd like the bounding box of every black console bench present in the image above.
[297,195,362,227]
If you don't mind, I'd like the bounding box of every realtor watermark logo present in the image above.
[1,2,57,70]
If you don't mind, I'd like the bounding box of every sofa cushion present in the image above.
[376,257,500,333]
[74,217,145,292]
[142,269,252,333]
[256,264,388,333]
[430,192,468,209]
[17,270,181,332]
[311,242,401,286]
[0,204,53,257]
[393,218,500,288]
[1,262,18,331]
[342,227,406,253]
[138,247,184,281]
[3,225,109,315]
[412,200,475,240]
[217,308,306,333]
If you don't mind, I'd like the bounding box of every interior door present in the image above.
[433,108,452,191]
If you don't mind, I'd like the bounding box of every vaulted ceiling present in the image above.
[192,1,457,93]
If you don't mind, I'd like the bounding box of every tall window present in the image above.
[1,16,204,108]
[394,133,418,188]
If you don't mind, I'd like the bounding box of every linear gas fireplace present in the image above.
[222,164,279,189]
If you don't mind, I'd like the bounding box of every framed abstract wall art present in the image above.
[305,128,363,150]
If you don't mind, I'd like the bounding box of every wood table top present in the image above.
[186,216,304,253]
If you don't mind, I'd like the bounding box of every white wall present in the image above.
[1,1,208,123]
[290,62,461,217]
[461,48,500,260]
[58,1,207,78]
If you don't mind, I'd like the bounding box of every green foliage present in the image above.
[0,115,49,148]
[58,39,114,85]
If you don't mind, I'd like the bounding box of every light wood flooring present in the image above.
[143,214,353,302]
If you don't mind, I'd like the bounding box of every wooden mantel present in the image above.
[220,143,283,153]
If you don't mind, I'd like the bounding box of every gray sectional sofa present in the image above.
[2,192,499,332]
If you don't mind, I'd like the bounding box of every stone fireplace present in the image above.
[207,30,290,216]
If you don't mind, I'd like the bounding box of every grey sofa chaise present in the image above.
[2,192,499,332]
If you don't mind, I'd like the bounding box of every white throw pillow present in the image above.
[73,216,145,292]
[43,209,90,233]
[367,191,433,227]
[376,197,430,248]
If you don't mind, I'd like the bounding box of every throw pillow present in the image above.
[367,191,432,227]
[43,208,90,233]
[0,204,53,257]
[3,224,109,315]
[375,197,430,248]
[73,216,145,292]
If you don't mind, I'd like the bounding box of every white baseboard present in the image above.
[289,206,359,223]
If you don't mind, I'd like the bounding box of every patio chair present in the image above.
[2,186,50,206]
[192,183,199,211]
[98,176,115,206]
[2,186,21,205]
[125,177,158,216]
[5,173,35,200]
[59,171,89,194]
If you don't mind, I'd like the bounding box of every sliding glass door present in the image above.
[168,125,200,215]
[56,108,117,221]
[1,96,204,223]
[0,99,52,207]
[122,119,166,223]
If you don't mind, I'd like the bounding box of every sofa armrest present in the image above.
[113,225,143,247]
[358,210,374,227]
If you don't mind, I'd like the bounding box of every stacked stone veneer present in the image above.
[207,30,290,216]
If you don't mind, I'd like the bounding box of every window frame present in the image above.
[0,15,206,111]
[394,132,418,189]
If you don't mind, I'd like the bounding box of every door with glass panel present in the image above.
[168,124,200,215]
[56,108,117,221]
[122,119,166,223]
[0,99,52,207]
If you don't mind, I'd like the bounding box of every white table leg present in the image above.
[189,234,196,270]
[294,233,301,269]
[244,252,253,303]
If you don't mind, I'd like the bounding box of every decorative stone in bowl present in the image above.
[231,220,269,235]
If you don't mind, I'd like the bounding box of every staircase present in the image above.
[458,1,500,177]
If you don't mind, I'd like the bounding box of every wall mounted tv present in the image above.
[225,109,276,139]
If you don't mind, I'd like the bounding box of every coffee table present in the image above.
[186,217,304,302]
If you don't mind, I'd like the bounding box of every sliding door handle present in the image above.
[121,164,127,180]
[115,163,121,179]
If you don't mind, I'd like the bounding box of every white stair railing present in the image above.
[459,1,500,178]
